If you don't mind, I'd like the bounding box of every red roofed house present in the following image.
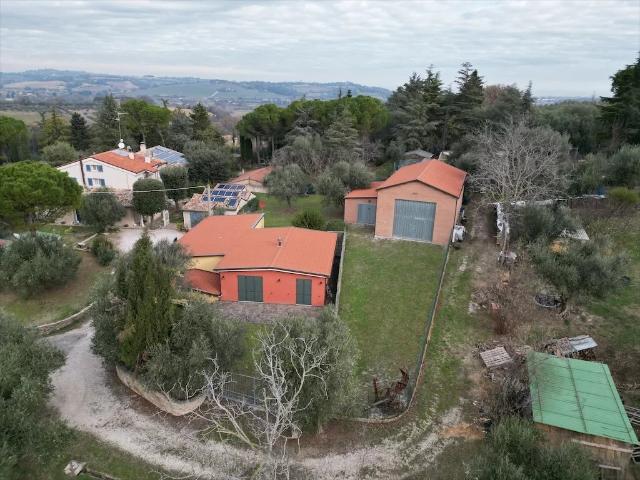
[229,166,273,193]
[179,213,337,306]
[344,159,466,245]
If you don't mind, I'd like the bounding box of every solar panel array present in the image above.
[150,146,186,165]
[201,183,247,209]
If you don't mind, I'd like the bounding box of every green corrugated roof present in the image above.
[527,351,638,445]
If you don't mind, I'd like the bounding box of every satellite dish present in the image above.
[118,139,125,149]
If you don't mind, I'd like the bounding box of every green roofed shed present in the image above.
[528,351,638,445]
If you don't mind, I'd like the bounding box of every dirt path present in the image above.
[47,322,467,479]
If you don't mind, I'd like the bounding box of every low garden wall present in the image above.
[36,303,94,336]
[116,365,205,416]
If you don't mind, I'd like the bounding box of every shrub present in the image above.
[0,312,67,479]
[41,141,77,166]
[510,205,579,244]
[143,300,246,400]
[467,416,598,480]
[607,144,640,187]
[239,196,260,213]
[529,238,625,305]
[608,186,639,212]
[325,219,345,231]
[0,233,81,297]
[292,209,325,230]
[90,234,116,265]
[79,189,126,232]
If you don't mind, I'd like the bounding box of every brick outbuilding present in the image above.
[344,160,466,245]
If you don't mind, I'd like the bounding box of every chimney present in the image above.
[128,150,134,160]
[277,237,283,247]
[139,141,146,153]
[144,149,152,163]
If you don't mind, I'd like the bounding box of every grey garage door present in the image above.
[357,203,376,225]
[190,211,206,228]
[393,199,436,242]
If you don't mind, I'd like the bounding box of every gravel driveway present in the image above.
[111,227,183,253]
[45,322,454,479]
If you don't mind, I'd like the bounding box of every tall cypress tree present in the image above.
[190,103,210,136]
[119,234,174,370]
[70,112,89,151]
[94,94,121,150]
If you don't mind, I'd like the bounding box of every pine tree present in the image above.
[190,103,211,136]
[94,94,121,150]
[325,109,362,163]
[119,234,174,370]
[40,107,70,147]
[70,112,89,151]
[600,55,640,148]
[522,81,534,113]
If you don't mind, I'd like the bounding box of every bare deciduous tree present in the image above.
[194,322,333,479]
[470,117,570,251]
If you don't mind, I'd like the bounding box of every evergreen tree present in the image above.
[450,62,484,141]
[0,116,30,163]
[132,178,166,222]
[159,165,189,204]
[184,141,232,184]
[166,109,193,152]
[324,109,362,163]
[40,107,69,147]
[94,94,121,150]
[190,103,211,137]
[69,112,89,151]
[600,55,640,148]
[119,234,174,369]
[522,81,534,113]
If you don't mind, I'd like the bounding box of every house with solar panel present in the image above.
[528,352,639,476]
[56,142,183,227]
[181,183,255,229]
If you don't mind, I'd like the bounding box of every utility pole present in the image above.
[207,183,212,217]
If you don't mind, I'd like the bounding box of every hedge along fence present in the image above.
[36,302,94,336]
[346,241,451,424]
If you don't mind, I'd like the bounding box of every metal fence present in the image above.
[223,372,263,407]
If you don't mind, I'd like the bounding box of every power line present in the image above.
[83,185,207,194]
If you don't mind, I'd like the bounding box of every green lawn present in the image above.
[254,193,342,227]
[23,430,165,480]
[338,227,445,406]
[0,251,108,326]
[578,213,640,406]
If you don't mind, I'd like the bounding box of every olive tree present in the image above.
[79,189,126,232]
[266,164,307,207]
[132,178,166,225]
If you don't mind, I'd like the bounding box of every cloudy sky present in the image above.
[1,0,638,96]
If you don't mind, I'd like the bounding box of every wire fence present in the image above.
[222,371,263,407]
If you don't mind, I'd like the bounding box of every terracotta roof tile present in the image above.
[215,227,337,277]
[377,159,466,197]
[184,269,221,295]
[230,166,273,184]
[345,181,384,199]
[91,149,162,174]
[178,213,264,256]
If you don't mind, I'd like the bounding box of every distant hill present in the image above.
[0,69,391,112]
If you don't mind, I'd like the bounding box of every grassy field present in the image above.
[254,193,342,227]
[338,227,445,406]
[23,430,165,480]
[579,213,640,406]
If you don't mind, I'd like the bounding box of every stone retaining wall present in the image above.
[36,303,94,336]
[116,365,205,416]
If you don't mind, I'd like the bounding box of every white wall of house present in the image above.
[58,159,160,190]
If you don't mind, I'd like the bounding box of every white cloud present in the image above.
[0,0,638,95]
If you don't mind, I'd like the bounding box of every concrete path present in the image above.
[111,227,183,253]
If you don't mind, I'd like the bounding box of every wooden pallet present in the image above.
[480,346,512,368]
[626,406,640,427]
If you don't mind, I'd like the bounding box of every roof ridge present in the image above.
[269,227,292,268]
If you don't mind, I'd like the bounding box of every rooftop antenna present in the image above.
[116,111,128,149]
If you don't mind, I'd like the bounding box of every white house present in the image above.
[57,146,162,190]
[56,144,177,227]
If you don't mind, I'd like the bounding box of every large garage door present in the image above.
[393,199,436,242]
[357,203,376,225]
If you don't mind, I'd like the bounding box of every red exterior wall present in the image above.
[374,181,462,245]
[219,269,327,306]
[344,197,377,224]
